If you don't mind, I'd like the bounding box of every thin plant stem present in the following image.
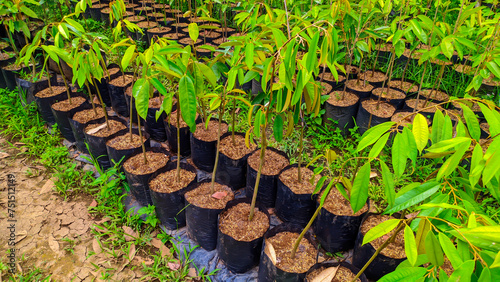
[176,105,181,182]
[248,122,267,221]
[57,62,72,104]
[92,76,110,129]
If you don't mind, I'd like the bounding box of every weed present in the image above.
[61,237,77,255]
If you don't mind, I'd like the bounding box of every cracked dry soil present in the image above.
[0,137,153,281]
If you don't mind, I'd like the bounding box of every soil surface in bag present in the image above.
[123,152,169,175]
[85,119,127,138]
[109,74,133,87]
[106,132,146,150]
[149,168,196,193]
[247,149,289,176]
[326,91,359,107]
[265,231,316,273]
[318,72,346,85]
[219,133,255,159]
[372,87,406,101]
[72,107,106,124]
[360,215,405,258]
[418,89,450,102]
[361,99,396,118]
[184,182,234,209]
[192,120,228,142]
[391,111,430,128]
[306,265,361,282]
[34,85,66,98]
[346,79,374,93]
[388,80,419,94]
[51,96,86,112]
[322,188,368,216]
[219,202,269,242]
[405,99,439,114]
[279,166,317,194]
[320,82,333,95]
[167,110,190,127]
[358,70,387,84]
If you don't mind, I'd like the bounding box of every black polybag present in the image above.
[275,164,317,227]
[108,79,131,117]
[245,147,289,208]
[34,87,67,127]
[145,107,167,141]
[258,223,317,282]
[84,116,127,170]
[313,199,369,253]
[69,105,105,154]
[106,129,151,169]
[51,95,89,142]
[123,147,170,208]
[185,180,227,251]
[352,214,406,281]
[191,118,227,172]
[217,198,270,274]
[322,94,360,135]
[371,87,406,110]
[17,74,57,107]
[356,99,395,135]
[149,162,197,230]
[215,132,251,190]
[305,261,368,282]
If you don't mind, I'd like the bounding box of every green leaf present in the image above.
[121,45,136,71]
[426,137,470,153]
[413,113,429,153]
[306,32,320,72]
[415,219,431,254]
[410,19,428,44]
[436,140,470,180]
[385,181,441,214]
[431,110,444,144]
[470,143,484,188]
[188,23,199,42]
[381,160,395,207]
[486,61,500,79]
[449,226,500,252]
[448,260,474,282]
[178,75,197,131]
[196,62,216,87]
[425,232,444,267]
[350,162,371,214]
[273,115,283,142]
[478,103,500,137]
[478,268,491,282]
[379,267,427,282]
[362,219,401,246]
[357,122,395,152]
[438,233,463,269]
[392,133,407,178]
[491,252,500,268]
[460,103,480,141]
[20,5,38,18]
[483,151,500,186]
[405,225,418,266]
[369,132,390,159]
[132,78,150,120]
[440,38,454,59]
[245,43,254,70]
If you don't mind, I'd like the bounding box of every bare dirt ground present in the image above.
[0,137,152,281]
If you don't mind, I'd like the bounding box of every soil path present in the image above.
[0,137,142,281]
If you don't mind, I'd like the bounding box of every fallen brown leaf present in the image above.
[167,261,181,271]
[188,267,198,278]
[40,179,54,194]
[128,243,136,262]
[86,124,107,135]
[311,266,339,282]
[48,236,59,254]
[0,152,9,159]
[92,238,101,254]
[122,226,138,241]
[264,240,277,265]
[89,199,98,207]
[211,191,228,200]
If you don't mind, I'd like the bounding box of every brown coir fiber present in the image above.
[72,108,105,124]
[192,120,228,142]
[219,202,269,242]
[149,169,196,193]
[361,215,405,259]
[185,182,234,209]
[51,96,86,112]
[106,133,145,150]
[279,167,317,195]
[266,231,316,273]
[219,134,255,160]
[321,187,368,216]
[123,152,169,175]
[247,149,289,176]
[85,119,126,137]
[35,86,66,98]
